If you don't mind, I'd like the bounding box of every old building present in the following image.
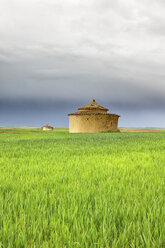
[41,124,54,131]
[68,99,120,133]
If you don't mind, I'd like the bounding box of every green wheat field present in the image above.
[0,128,165,248]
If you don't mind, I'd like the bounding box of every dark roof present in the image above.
[78,99,109,111]
[42,124,53,128]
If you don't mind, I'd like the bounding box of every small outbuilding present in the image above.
[68,99,120,133]
[41,124,54,131]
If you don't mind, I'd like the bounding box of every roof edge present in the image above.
[68,112,120,117]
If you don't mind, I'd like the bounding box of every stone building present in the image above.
[68,99,120,133]
[41,124,54,131]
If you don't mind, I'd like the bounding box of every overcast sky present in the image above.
[0,0,165,127]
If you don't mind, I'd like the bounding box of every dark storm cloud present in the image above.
[0,53,165,111]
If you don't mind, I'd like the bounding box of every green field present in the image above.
[0,129,164,248]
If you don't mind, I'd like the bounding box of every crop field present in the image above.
[0,129,164,248]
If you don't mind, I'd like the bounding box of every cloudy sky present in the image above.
[0,0,165,127]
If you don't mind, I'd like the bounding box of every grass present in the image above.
[0,129,165,247]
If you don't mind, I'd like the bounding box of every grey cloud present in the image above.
[0,55,165,111]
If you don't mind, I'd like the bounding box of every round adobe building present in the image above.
[68,99,120,133]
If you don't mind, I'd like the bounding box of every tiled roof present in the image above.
[42,124,53,128]
[78,99,109,111]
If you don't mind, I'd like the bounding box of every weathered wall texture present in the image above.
[69,114,119,133]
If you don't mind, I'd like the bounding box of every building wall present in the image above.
[42,127,53,131]
[69,114,119,133]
